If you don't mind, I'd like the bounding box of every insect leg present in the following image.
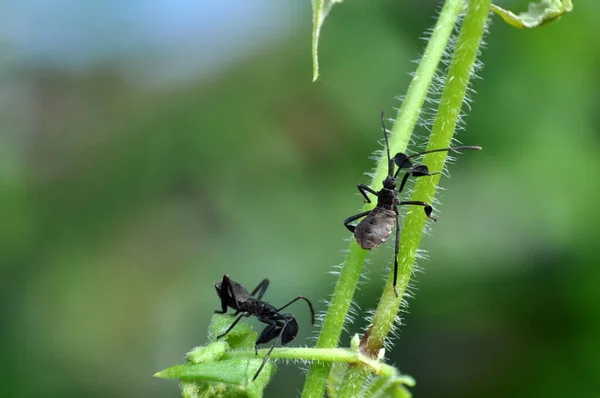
[216,313,246,339]
[394,146,482,171]
[393,209,400,297]
[357,184,378,203]
[255,320,279,348]
[392,200,435,297]
[215,274,234,314]
[398,200,436,221]
[396,167,440,194]
[276,296,315,325]
[249,279,270,301]
[252,319,288,382]
[343,211,371,233]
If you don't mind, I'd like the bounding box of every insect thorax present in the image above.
[376,188,398,211]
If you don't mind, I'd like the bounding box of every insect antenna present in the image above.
[276,296,316,326]
[380,111,395,178]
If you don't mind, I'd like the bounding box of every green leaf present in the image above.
[180,380,228,398]
[208,314,257,349]
[367,374,415,398]
[179,379,264,398]
[156,315,275,397]
[156,359,275,398]
[491,0,573,28]
[311,0,343,81]
[186,341,229,364]
[154,359,275,383]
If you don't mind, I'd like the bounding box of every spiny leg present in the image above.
[276,296,316,325]
[343,211,371,233]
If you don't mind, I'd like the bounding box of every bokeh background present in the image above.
[1,0,599,397]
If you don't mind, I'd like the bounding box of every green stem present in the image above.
[223,347,400,378]
[337,0,491,396]
[301,1,466,397]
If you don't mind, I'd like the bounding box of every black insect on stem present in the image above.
[343,111,482,296]
[214,274,316,381]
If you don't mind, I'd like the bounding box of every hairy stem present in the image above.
[337,0,491,395]
[301,1,466,396]
[223,347,401,378]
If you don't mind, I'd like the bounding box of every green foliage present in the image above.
[155,315,275,398]
[158,0,579,395]
[4,1,592,398]
[311,0,343,81]
[492,0,573,28]
[207,314,258,349]
[156,316,417,397]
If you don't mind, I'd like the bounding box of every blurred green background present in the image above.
[1,1,599,397]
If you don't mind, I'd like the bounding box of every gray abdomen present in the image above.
[354,207,396,249]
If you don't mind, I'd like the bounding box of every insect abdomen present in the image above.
[354,207,396,249]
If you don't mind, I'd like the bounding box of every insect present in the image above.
[343,112,481,296]
[214,274,315,381]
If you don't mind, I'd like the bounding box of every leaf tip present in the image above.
[491,0,573,29]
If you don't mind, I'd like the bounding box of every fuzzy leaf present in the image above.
[208,314,257,349]
[157,315,275,397]
[186,341,228,364]
[366,373,415,398]
[311,0,343,81]
[156,359,275,398]
[491,0,573,28]
[154,359,274,383]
